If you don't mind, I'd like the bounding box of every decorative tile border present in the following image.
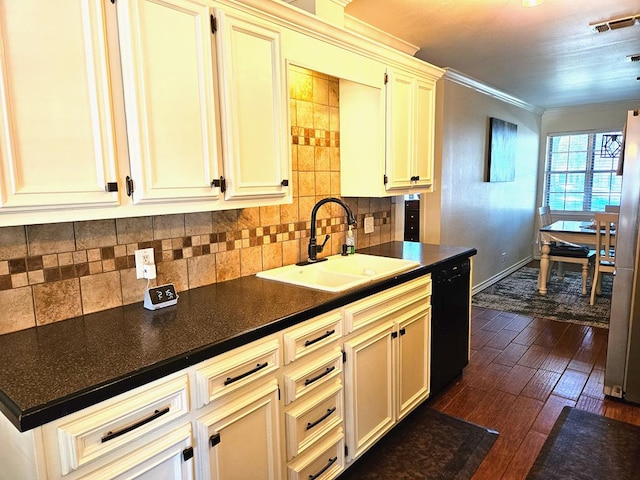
[0,213,391,292]
[291,127,340,147]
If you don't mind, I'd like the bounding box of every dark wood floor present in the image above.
[429,305,640,479]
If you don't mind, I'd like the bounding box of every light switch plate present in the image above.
[364,216,374,234]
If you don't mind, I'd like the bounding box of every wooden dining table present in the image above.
[538,220,605,295]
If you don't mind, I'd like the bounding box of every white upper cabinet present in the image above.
[339,67,439,197]
[116,0,222,206]
[213,8,289,201]
[385,69,435,192]
[339,78,386,198]
[0,0,440,226]
[413,77,436,189]
[0,0,120,216]
[385,69,415,191]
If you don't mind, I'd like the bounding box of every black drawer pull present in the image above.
[101,406,170,443]
[306,407,336,431]
[400,327,406,336]
[304,366,336,386]
[224,362,268,385]
[309,456,338,480]
[304,329,336,347]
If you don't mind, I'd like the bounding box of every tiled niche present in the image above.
[0,66,393,335]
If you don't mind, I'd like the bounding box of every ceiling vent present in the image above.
[628,54,640,62]
[590,14,639,33]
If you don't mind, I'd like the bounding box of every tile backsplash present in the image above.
[0,66,393,335]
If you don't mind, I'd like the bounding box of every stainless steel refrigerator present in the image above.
[605,110,640,402]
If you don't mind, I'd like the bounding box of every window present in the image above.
[543,131,622,212]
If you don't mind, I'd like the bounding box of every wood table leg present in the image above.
[538,244,550,295]
[581,263,589,295]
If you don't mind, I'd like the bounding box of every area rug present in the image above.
[527,406,640,479]
[338,405,498,479]
[472,266,611,328]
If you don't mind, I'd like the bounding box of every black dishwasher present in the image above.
[430,258,471,395]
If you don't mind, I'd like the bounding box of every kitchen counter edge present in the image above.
[0,242,476,432]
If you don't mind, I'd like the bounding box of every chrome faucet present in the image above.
[304,197,357,264]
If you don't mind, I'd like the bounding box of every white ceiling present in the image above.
[345,0,640,110]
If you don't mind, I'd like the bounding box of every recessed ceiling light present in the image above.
[522,0,543,6]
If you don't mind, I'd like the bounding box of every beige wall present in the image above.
[424,76,542,290]
[0,66,392,335]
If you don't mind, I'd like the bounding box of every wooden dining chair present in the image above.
[537,206,595,295]
[590,212,618,305]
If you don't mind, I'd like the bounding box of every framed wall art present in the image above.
[487,117,517,182]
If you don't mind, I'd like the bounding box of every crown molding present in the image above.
[543,99,640,116]
[343,14,419,56]
[220,0,444,80]
[443,68,544,115]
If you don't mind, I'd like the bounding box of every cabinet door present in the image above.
[396,305,431,420]
[385,69,414,191]
[343,321,395,461]
[214,9,289,200]
[413,78,435,188]
[197,379,283,480]
[339,78,386,197]
[0,0,120,213]
[116,0,222,205]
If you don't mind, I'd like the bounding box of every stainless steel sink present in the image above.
[256,254,420,292]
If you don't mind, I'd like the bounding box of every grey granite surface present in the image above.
[0,242,475,431]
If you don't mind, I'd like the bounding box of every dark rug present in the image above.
[527,406,640,479]
[338,404,498,479]
[472,266,611,328]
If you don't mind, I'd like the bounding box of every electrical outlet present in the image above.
[135,248,155,279]
[364,216,374,234]
[501,252,507,263]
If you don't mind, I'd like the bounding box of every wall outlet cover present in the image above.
[364,216,374,234]
[135,248,155,279]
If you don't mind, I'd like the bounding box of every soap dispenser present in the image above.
[346,226,355,254]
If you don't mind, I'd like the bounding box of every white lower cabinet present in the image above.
[193,337,280,408]
[286,426,345,480]
[284,379,343,461]
[397,304,431,420]
[281,310,345,480]
[343,320,395,460]
[342,275,432,463]
[193,336,283,480]
[195,379,282,480]
[36,373,194,479]
[0,275,435,480]
[80,425,194,480]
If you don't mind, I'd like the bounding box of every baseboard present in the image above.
[472,256,533,296]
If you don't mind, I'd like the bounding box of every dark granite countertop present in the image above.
[0,242,476,432]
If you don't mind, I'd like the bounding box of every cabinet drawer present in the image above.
[80,424,193,480]
[285,380,343,461]
[195,337,280,408]
[405,212,419,224]
[287,426,345,480]
[283,310,343,365]
[51,374,189,475]
[343,275,431,333]
[283,347,343,405]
